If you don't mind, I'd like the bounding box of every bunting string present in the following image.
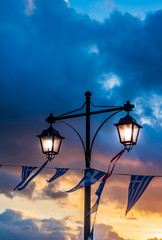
[0,163,162,177]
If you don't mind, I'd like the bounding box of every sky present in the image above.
[0,0,162,239]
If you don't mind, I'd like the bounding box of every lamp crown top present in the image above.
[116,114,137,125]
[46,113,55,124]
[123,100,135,113]
[37,125,64,139]
[114,113,142,128]
[85,91,92,97]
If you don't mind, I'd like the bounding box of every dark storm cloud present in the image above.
[1,0,162,115]
[97,11,162,98]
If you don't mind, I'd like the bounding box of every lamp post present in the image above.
[37,91,142,240]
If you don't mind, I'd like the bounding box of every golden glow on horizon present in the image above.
[146,233,162,239]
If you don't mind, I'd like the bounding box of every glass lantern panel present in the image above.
[53,136,62,153]
[132,124,140,144]
[118,124,133,143]
[41,135,53,153]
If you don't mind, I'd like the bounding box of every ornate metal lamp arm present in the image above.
[90,110,123,154]
[59,121,86,154]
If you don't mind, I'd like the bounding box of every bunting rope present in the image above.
[0,164,162,177]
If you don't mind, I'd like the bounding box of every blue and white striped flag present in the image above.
[88,180,105,215]
[88,192,101,215]
[14,166,37,191]
[126,175,154,215]
[87,149,125,216]
[87,149,125,240]
[17,159,50,191]
[47,168,69,183]
[66,169,105,193]
[88,227,94,240]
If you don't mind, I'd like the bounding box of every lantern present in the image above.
[37,126,64,159]
[114,113,142,151]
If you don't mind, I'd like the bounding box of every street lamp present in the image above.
[37,92,141,240]
[114,101,142,151]
[37,123,64,159]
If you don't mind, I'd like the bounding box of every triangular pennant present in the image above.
[87,180,105,216]
[47,168,69,182]
[88,227,94,240]
[126,175,154,215]
[18,159,50,190]
[66,168,105,193]
[14,166,37,191]
[88,149,125,216]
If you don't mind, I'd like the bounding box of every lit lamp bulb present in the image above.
[44,139,53,150]
[124,127,132,141]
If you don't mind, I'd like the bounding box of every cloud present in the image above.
[99,73,121,97]
[0,168,68,201]
[108,230,126,240]
[0,209,78,240]
[1,0,162,116]
[25,0,36,15]
[0,199,143,240]
[0,169,36,199]
[78,223,133,240]
[134,93,162,128]
[41,182,68,200]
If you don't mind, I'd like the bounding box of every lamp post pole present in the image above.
[85,91,91,239]
[38,91,142,240]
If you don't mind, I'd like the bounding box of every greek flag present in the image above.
[88,149,125,216]
[87,149,125,240]
[14,166,37,191]
[88,227,94,240]
[126,175,154,215]
[18,159,50,191]
[66,169,105,193]
[87,176,106,215]
[47,168,69,182]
